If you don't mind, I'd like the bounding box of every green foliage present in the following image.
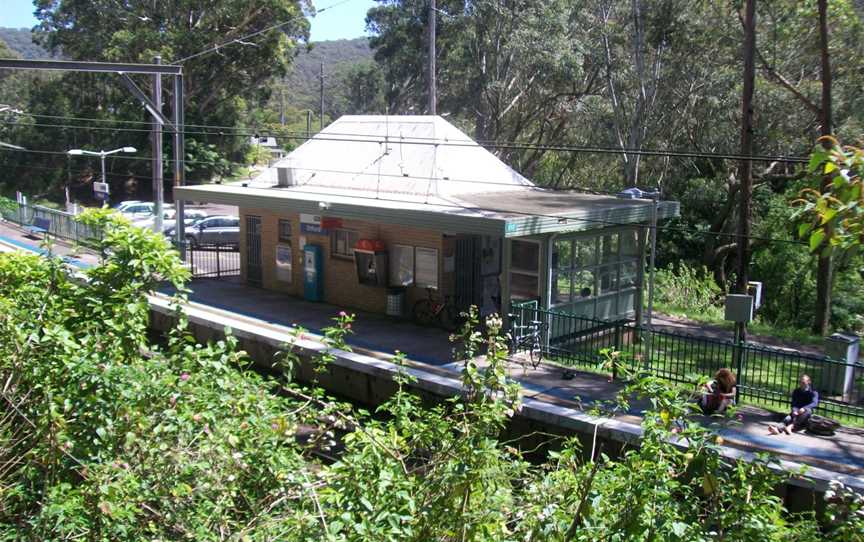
[654,262,725,319]
[0,205,860,539]
[794,138,864,255]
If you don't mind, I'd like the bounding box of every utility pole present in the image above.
[428,0,437,115]
[152,55,164,233]
[813,0,833,335]
[319,63,324,131]
[736,0,756,342]
[280,87,286,126]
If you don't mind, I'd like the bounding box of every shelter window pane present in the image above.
[574,238,596,268]
[572,269,595,299]
[601,233,620,263]
[620,260,638,289]
[553,239,572,271]
[552,271,572,305]
[621,229,640,258]
[598,266,618,295]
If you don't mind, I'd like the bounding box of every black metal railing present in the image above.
[510,302,864,422]
[174,241,240,279]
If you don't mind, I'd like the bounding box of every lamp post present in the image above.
[67,146,137,207]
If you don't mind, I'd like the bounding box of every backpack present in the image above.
[807,415,840,436]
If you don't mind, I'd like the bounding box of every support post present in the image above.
[428,0,437,115]
[736,0,757,343]
[173,74,186,253]
[153,56,164,233]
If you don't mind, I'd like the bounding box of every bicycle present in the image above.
[508,317,547,368]
[413,287,458,331]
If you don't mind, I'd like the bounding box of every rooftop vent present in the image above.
[276,166,298,187]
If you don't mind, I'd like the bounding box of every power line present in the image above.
[0,119,810,164]
[173,0,358,64]
[0,147,806,246]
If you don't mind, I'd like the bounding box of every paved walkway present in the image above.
[1,219,862,479]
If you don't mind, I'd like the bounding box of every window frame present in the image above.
[278,219,292,243]
[330,228,359,259]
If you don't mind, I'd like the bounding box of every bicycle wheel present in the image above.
[528,340,543,368]
[413,299,437,326]
[439,305,458,331]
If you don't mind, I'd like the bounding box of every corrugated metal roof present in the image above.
[175,114,681,236]
[249,115,533,201]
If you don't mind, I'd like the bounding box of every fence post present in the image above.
[613,323,623,380]
[733,323,745,404]
[216,243,221,278]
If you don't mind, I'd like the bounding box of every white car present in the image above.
[150,210,210,233]
[117,202,156,219]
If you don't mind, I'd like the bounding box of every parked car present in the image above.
[117,202,156,219]
[161,209,210,233]
[176,215,240,247]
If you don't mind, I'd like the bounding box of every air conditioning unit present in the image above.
[276,166,297,187]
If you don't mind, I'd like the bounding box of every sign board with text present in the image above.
[93,182,110,194]
[300,213,327,235]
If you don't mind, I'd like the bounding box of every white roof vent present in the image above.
[276,166,298,187]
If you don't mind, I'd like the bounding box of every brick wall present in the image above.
[239,207,448,315]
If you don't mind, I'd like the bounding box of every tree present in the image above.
[795,139,863,256]
[0,0,311,197]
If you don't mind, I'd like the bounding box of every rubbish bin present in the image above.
[386,288,405,318]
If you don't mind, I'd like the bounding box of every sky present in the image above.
[4,0,377,41]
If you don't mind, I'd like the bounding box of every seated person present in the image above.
[769,374,819,435]
[699,368,737,415]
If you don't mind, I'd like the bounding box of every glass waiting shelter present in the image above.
[508,226,643,322]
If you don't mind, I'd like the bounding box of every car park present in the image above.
[179,215,240,247]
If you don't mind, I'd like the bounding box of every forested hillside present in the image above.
[0,1,861,337]
[0,27,53,59]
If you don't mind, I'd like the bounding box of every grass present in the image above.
[652,301,825,348]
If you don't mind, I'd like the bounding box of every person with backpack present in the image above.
[699,368,737,416]
[769,374,819,435]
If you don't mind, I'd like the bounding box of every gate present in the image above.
[245,215,263,286]
[454,235,480,313]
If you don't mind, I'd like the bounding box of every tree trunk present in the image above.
[735,0,756,298]
[813,0,833,335]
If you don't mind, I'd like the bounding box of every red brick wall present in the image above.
[239,208,447,315]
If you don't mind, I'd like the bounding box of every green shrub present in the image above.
[654,262,725,319]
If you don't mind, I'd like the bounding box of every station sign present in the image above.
[300,213,326,235]
[93,182,110,194]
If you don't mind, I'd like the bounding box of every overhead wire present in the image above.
[0,118,810,164]
[0,145,806,246]
[172,0,359,64]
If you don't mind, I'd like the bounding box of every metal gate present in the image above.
[454,235,481,313]
[245,215,263,286]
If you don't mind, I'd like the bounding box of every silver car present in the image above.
[182,215,240,247]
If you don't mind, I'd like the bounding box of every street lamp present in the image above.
[67,146,137,206]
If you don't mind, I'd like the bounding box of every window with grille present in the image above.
[330,229,359,258]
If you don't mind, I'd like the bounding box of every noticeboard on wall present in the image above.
[415,247,439,289]
[389,244,415,287]
[275,243,292,283]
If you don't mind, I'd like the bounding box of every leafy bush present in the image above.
[0,210,859,540]
[654,262,725,319]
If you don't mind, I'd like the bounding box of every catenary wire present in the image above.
[1,148,807,246]
[173,0,358,64]
[0,119,810,164]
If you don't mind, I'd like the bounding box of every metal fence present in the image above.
[175,241,240,279]
[510,302,864,422]
[2,202,103,244]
